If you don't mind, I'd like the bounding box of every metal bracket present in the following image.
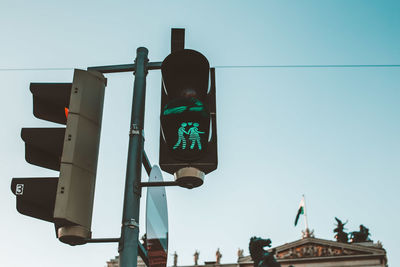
[140,181,179,187]
[130,124,145,139]
[142,151,152,176]
[134,58,150,75]
[84,238,120,243]
[87,61,162,74]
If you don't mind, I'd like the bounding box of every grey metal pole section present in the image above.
[119,47,149,267]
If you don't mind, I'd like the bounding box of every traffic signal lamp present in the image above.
[11,69,106,245]
[159,49,217,188]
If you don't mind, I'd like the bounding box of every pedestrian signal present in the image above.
[159,49,217,188]
[161,97,209,160]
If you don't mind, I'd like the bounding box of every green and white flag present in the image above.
[294,197,305,226]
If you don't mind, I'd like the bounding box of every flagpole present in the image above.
[303,194,309,231]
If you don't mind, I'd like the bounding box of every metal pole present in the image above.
[119,47,149,267]
[303,194,309,231]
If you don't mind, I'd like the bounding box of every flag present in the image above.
[294,197,305,226]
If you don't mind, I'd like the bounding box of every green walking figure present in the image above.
[173,122,188,150]
[188,123,204,150]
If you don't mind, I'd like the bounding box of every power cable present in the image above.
[213,64,400,69]
[0,64,399,72]
[0,67,74,71]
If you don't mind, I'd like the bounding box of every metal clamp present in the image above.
[133,57,149,75]
[123,218,140,229]
[129,124,145,139]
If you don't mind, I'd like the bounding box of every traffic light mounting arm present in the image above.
[87,61,162,73]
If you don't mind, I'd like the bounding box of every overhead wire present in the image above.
[213,64,400,69]
[0,67,75,71]
[0,64,399,72]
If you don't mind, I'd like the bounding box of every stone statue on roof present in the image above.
[334,217,349,243]
[237,248,244,259]
[194,250,200,265]
[173,251,178,267]
[249,237,281,267]
[350,224,372,243]
[216,248,222,264]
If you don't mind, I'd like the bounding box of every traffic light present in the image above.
[11,69,106,245]
[159,49,217,188]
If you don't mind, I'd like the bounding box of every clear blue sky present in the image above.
[1,1,399,267]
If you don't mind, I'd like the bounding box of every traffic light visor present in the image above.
[162,49,209,100]
[30,83,72,125]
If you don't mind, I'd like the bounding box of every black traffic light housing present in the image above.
[11,69,106,245]
[159,30,217,189]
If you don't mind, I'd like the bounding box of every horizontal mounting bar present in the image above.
[140,181,179,187]
[147,62,163,70]
[84,238,120,243]
[88,62,162,73]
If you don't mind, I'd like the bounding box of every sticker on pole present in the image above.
[146,165,168,267]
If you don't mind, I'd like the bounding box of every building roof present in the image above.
[238,237,387,266]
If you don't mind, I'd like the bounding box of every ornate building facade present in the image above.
[239,237,387,267]
[106,236,388,267]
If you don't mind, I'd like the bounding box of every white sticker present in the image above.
[16,184,24,195]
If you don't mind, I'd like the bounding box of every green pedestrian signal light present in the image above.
[173,122,204,151]
[159,48,218,188]
[161,97,209,161]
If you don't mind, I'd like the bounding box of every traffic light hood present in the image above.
[30,83,72,125]
[161,49,210,100]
